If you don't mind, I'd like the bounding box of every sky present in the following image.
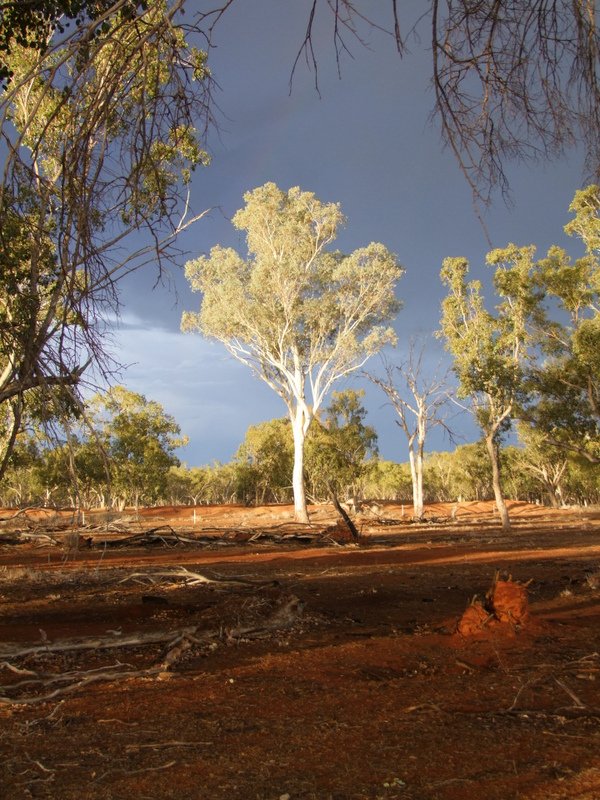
[111,0,587,467]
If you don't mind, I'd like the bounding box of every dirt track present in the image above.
[1,501,600,799]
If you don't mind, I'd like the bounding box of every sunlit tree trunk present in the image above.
[291,407,310,523]
[0,401,22,482]
[415,444,424,520]
[485,433,511,531]
[407,441,424,520]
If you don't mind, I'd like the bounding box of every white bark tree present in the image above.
[366,343,452,520]
[182,182,403,522]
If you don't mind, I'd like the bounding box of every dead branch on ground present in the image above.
[118,566,279,589]
[0,595,304,705]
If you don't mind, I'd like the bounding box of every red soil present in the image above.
[1,500,599,799]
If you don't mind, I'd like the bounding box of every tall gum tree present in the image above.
[439,246,541,530]
[182,182,403,522]
[527,186,600,462]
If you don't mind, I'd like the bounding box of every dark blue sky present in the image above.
[113,0,586,466]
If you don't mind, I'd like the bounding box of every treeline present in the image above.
[2,387,598,510]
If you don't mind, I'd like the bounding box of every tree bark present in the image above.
[415,442,424,519]
[485,433,511,531]
[408,445,424,520]
[0,399,22,482]
[291,411,309,523]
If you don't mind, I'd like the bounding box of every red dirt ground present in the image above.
[1,500,600,800]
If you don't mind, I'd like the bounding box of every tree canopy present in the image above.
[439,185,600,524]
[5,1,596,202]
[524,185,600,463]
[439,245,542,529]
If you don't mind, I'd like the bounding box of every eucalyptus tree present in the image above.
[305,389,378,502]
[235,418,294,505]
[182,182,402,522]
[424,442,493,503]
[88,386,187,509]
[515,426,569,507]
[362,460,412,502]
[526,185,600,463]
[366,343,451,520]
[0,0,211,475]
[439,246,541,530]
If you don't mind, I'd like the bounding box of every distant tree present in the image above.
[563,457,600,506]
[199,462,243,505]
[439,246,541,530]
[235,418,294,504]
[366,343,451,520]
[89,387,186,509]
[305,389,378,502]
[514,427,569,507]
[424,443,492,503]
[182,182,402,522]
[362,460,412,502]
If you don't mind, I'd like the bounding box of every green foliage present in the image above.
[183,183,402,408]
[305,389,378,499]
[360,460,412,501]
[235,418,294,504]
[0,1,117,86]
[0,386,186,508]
[424,443,492,502]
[524,185,600,462]
[440,246,539,426]
[440,242,541,528]
[89,386,186,507]
[231,392,378,504]
[0,0,210,476]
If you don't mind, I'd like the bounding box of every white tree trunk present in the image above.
[485,433,511,531]
[407,434,425,520]
[415,443,424,520]
[291,410,310,523]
